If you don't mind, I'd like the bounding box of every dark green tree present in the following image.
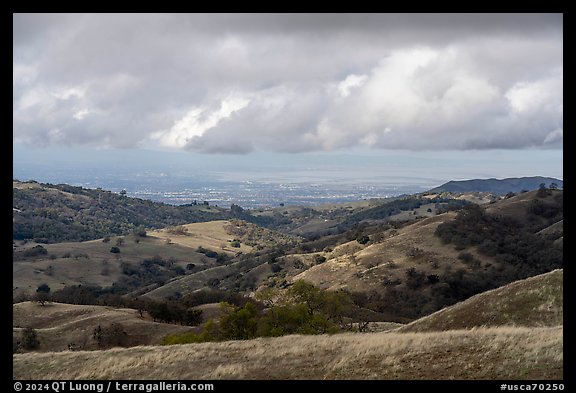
[219,302,259,340]
[35,284,51,306]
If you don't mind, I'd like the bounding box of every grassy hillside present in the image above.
[13,180,228,243]
[13,326,562,380]
[399,269,563,332]
[13,302,196,353]
[13,219,300,301]
[272,190,562,322]
[13,234,207,297]
[147,219,299,253]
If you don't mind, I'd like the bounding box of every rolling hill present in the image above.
[251,190,562,322]
[428,176,562,195]
[12,179,564,380]
[13,180,228,243]
[13,301,197,353]
[13,219,298,300]
[13,268,563,379]
[399,269,563,332]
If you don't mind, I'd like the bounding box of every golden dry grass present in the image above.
[147,221,253,255]
[13,181,42,190]
[13,235,207,297]
[13,326,562,380]
[291,212,464,293]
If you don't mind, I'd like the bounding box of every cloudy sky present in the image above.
[13,13,562,186]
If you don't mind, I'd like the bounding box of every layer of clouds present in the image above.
[13,13,563,153]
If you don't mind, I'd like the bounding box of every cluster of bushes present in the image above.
[114,256,186,292]
[93,323,128,349]
[435,203,562,277]
[13,245,48,260]
[46,283,203,327]
[146,301,203,326]
[196,246,229,263]
[14,327,40,353]
[163,281,359,344]
[181,288,249,308]
[337,196,467,231]
[167,226,189,236]
[22,245,48,257]
[340,197,424,228]
[223,219,299,249]
[527,197,562,220]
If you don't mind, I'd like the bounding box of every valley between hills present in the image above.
[12,177,563,380]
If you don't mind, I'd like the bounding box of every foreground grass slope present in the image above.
[13,326,562,380]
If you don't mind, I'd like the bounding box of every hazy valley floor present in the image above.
[13,326,562,380]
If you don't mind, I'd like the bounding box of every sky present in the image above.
[13,13,563,183]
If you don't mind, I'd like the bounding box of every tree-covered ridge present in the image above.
[13,181,229,243]
[339,195,469,229]
[435,189,562,282]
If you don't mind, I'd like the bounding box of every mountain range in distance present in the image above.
[428,176,563,195]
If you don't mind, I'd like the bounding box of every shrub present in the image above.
[93,323,128,348]
[167,226,188,236]
[458,252,475,263]
[23,245,48,258]
[173,266,186,276]
[427,274,440,284]
[110,246,120,254]
[36,283,50,293]
[133,228,147,237]
[313,255,327,265]
[20,328,39,350]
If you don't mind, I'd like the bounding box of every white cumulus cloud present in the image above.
[13,13,563,153]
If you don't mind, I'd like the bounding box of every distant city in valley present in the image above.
[13,145,562,208]
[12,169,432,208]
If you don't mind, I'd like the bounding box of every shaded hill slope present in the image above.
[399,269,563,332]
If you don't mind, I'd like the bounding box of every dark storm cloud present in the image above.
[13,13,562,153]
